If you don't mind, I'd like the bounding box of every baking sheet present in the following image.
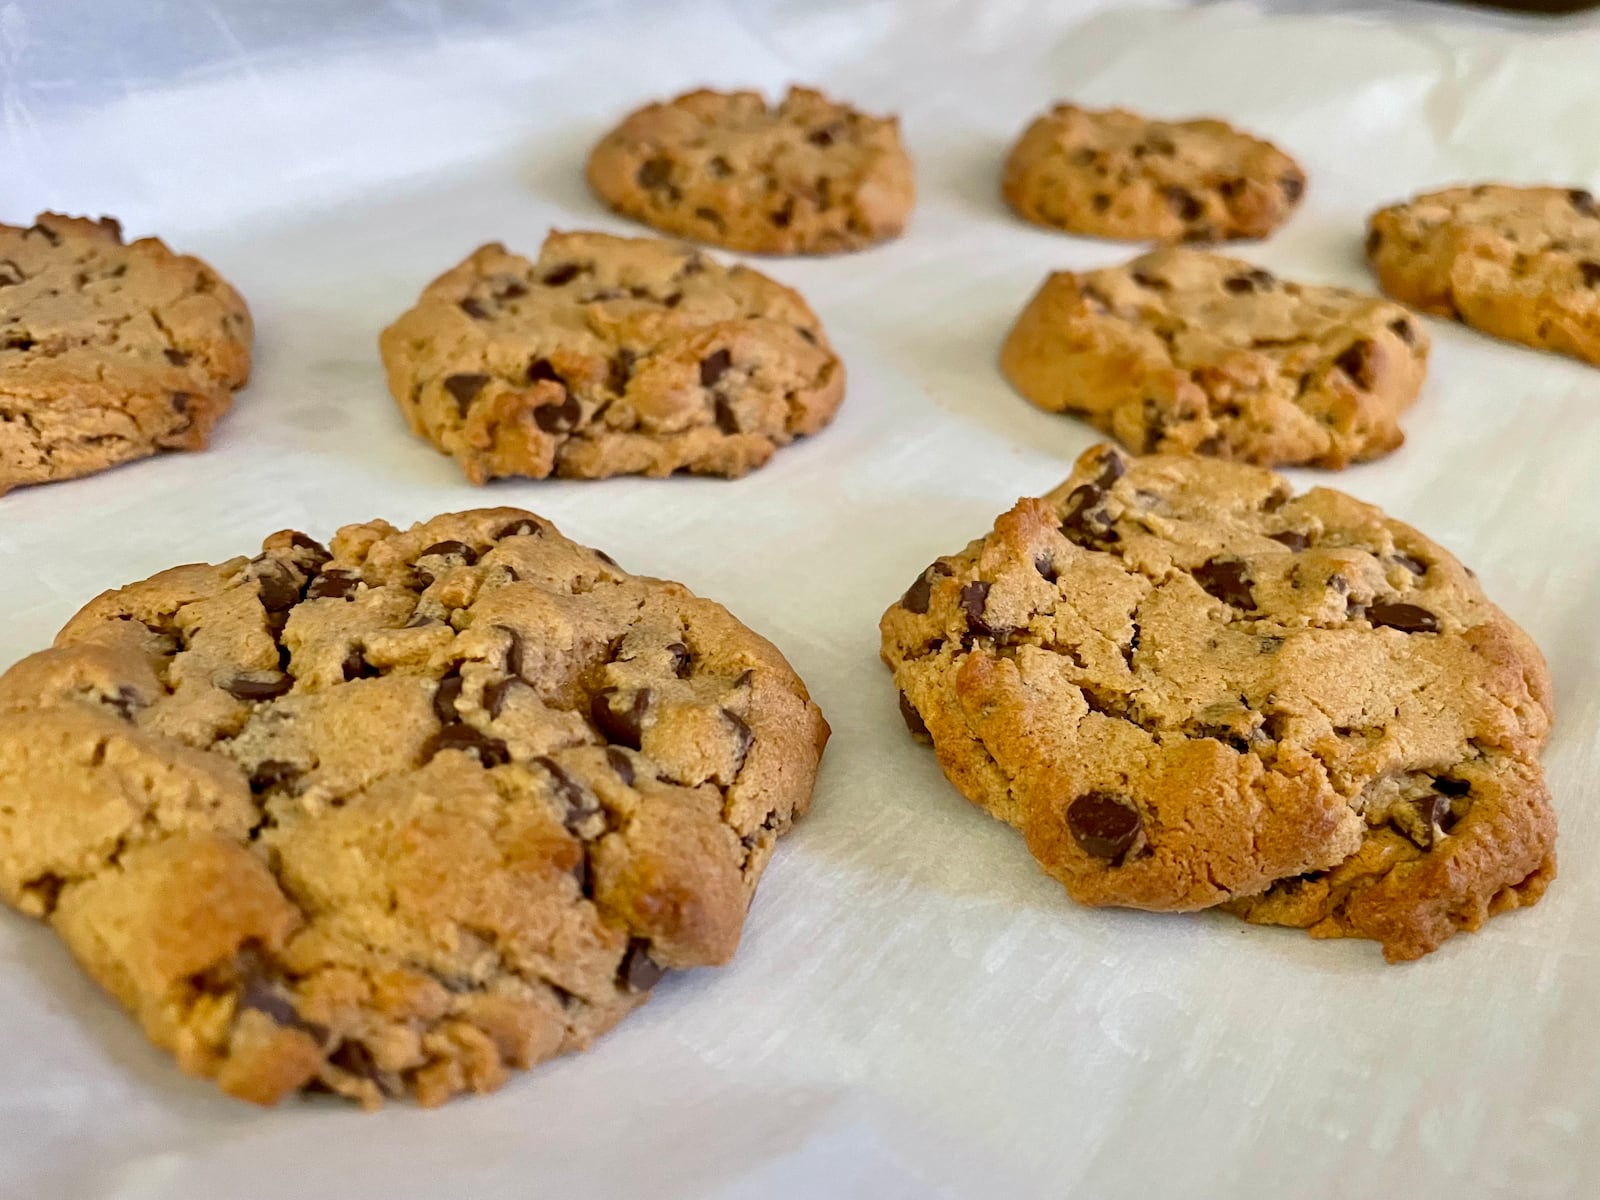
[3,1,1600,1195]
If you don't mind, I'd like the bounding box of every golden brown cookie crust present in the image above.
[586,86,914,255]
[880,444,1555,963]
[1002,104,1305,242]
[380,231,844,483]
[1366,183,1600,366]
[1000,247,1429,469]
[0,212,252,495]
[0,508,829,1106]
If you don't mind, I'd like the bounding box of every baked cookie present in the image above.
[0,508,829,1106]
[380,231,844,483]
[1366,184,1600,366]
[999,247,1429,469]
[586,86,914,255]
[880,444,1555,962]
[0,213,251,495]
[1002,104,1305,242]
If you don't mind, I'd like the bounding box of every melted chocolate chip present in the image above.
[900,561,953,614]
[666,642,691,677]
[1365,227,1384,256]
[1193,559,1256,610]
[1224,268,1275,294]
[637,158,674,191]
[1269,530,1310,552]
[1164,186,1204,221]
[608,348,636,394]
[1035,554,1059,583]
[305,569,360,600]
[723,708,753,770]
[534,391,582,433]
[429,723,510,767]
[24,222,61,246]
[482,677,518,719]
[714,395,740,434]
[961,580,1006,637]
[495,518,542,539]
[288,533,331,568]
[1388,317,1417,346]
[419,540,478,564]
[250,759,302,793]
[341,648,378,681]
[1434,776,1471,797]
[619,939,664,991]
[1066,792,1141,862]
[528,357,563,387]
[164,348,190,365]
[1570,188,1596,216]
[700,349,732,388]
[1368,602,1439,633]
[224,672,292,701]
[591,687,651,749]
[1333,338,1377,389]
[433,672,464,723]
[898,691,929,738]
[443,373,489,413]
[1392,552,1427,576]
[253,561,302,612]
[536,756,599,833]
[1580,261,1600,288]
[1059,484,1119,547]
[460,297,489,319]
[1130,270,1169,291]
[542,263,583,286]
[607,747,635,787]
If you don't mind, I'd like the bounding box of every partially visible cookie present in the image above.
[880,443,1556,962]
[0,213,252,495]
[1003,104,1306,242]
[586,86,914,255]
[1366,184,1600,366]
[380,231,844,483]
[0,508,829,1107]
[999,247,1429,469]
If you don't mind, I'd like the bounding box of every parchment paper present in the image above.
[3,2,1599,1196]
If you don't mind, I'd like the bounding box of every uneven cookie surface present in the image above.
[380,231,844,482]
[586,86,914,255]
[1000,247,1429,469]
[0,212,252,494]
[880,444,1555,962]
[1367,184,1600,366]
[1002,105,1305,242]
[0,509,829,1106]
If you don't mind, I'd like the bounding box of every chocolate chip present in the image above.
[723,708,753,770]
[1365,228,1384,256]
[608,348,636,394]
[224,672,292,701]
[1218,177,1245,199]
[900,561,953,614]
[594,549,619,568]
[542,263,582,286]
[591,687,651,748]
[961,580,1006,637]
[1570,188,1596,216]
[536,756,599,833]
[250,759,302,793]
[1130,270,1169,291]
[1435,776,1471,797]
[1058,484,1118,547]
[808,124,839,147]
[1333,338,1377,389]
[1580,261,1600,288]
[666,642,691,677]
[237,969,304,1031]
[699,349,732,388]
[1392,552,1427,576]
[1281,173,1305,201]
[707,156,732,178]
[898,691,929,738]
[433,672,463,723]
[24,222,61,246]
[495,518,542,539]
[253,561,302,611]
[771,199,795,228]
[534,391,581,433]
[287,533,331,569]
[460,297,489,319]
[708,394,739,434]
[341,648,377,681]
[619,939,664,991]
[637,157,674,190]
[419,540,477,565]
[1386,316,1418,346]
[443,373,489,413]
[163,348,190,365]
[1164,186,1204,221]
[1368,602,1439,633]
[105,686,140,721]
[428,723,510,767]
[1224,268,1275,295]
[1092,193,1111,212]
[496,626,524,679]
[1093,449,1127,488]
[482,677,518,719]
[1193,558,1255,609]
[305,569,360,600]
[1035,554,1059,583]
[1269,530,1309,551]
[0,259,22,288]
[1066,792,1141,862]
[607,747,635,787]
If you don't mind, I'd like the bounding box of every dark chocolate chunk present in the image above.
[305,569,360,600]
[900,561,953,614]
[1192,558,1256,610]
[428,723,510,767]
[591,687,651,749]
[1066,792,1142,862]
[495,518,542,539]
[419,539,478,565]
[1333,338,1377,389]
[1368,602,1439,633]
[606,747,635,787]
[224,672,293,701]
[443,373,490,413]
[898,691,929,738]
[619,939,664,991]
[699,348,732,388]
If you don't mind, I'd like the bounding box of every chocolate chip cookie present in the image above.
[1367,184,1600,366]
[880,444,1555,962]
[0,508,829,1106]
[1002,105,1306,242]
[0,213,252,495]
[586,86,914,255]
[999,247,1429,469]
[380,231,844,483]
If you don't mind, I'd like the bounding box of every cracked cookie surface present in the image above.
[0,508,829,1106]
[380,231,844,482]
[1000,247,1429,469]
[0,212,252,495]
[879,444,1555,962]
[586,86,914,255]
[1002,105,1305,242]
[1366,184,1600,366]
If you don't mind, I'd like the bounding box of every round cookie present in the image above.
[999,247,1429,469]
[1003,104,1305,242]
[0,212,252,495]
[380,231,845,483]
[0,508,830,1107]
[1366,183,1600,367]
[880,444,1555,962]
[586,86,914,255]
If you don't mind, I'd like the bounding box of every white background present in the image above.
[3,1,1599,1196]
